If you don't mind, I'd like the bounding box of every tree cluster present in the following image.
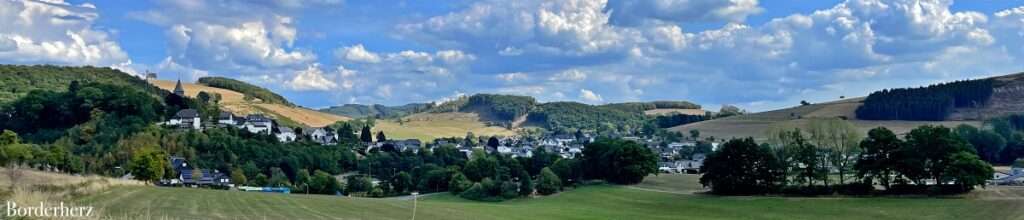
[856,79,993,121]
[702,125,993,196]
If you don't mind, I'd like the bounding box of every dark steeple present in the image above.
[174,79,185,96]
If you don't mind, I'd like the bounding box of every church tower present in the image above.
[174,79,185,96]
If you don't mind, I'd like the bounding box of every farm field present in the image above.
[374,112,517,142]
[672,98,981,141]
[73,174,1024,220]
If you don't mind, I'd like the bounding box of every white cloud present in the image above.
[0,0,130,70]
[336,44,381,63]
[496,72,528,82]
[579,89,603,103]
[399,0,632,57]
[606,0,763,26]
[164,18,315,73]
[549,69,587,81]
[286,64,338,91]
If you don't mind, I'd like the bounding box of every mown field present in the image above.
[672,98,981,141]
[73,174,1024,220]
[374,112,517,142]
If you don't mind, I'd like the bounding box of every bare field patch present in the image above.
[375,112,516,142]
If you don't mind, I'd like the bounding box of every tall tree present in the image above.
[360,126,374,143]
[700,138,784,195]
[376,131,387,143]
[536,167,561,195]
[807,118,861,184]
[127,148,168,183]
[855,127,902,189]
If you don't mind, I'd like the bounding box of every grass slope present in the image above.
[150,79,349,127]
[672,98,980,141]
[375,112,516,142]
[77,175,1024,220]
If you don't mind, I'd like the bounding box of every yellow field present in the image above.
[374,112,516,142]
[150,79,349,127]
[672,98,981,141]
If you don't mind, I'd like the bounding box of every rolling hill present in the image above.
[671,98,980,141]
[672,72,1024,141]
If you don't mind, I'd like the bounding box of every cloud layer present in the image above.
[1,0,1022,110]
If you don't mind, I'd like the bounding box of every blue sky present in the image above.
[2,0,1023,112]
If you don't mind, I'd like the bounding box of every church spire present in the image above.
[174,78,185,96]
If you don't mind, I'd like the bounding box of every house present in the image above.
[276,127,296,143]
[217,111,239,126]
[991,167,1024,185]
[243,114,273,135]
[167,109,201,130]
[512,146,533,158]
[180,169,231,187]
[307,127,338,145]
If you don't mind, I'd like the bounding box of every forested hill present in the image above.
[319,103,429,118]
[197,77,294,106]
[362,93,705,131]
[0,65,166,104]
[857,72,1024,121]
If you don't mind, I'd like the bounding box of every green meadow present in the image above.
[77,175,1024,220]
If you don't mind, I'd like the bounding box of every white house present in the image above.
[167,109,201,130]
[243,114,273,135]
[217,111,239,126]
[276,127,296,143]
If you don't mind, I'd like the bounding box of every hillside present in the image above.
[672,98,980,141]
[375,112,517,142]
[320,103,429,118]
[74,174,1024,220]
[150,79,348,127]
[674,72,1024,141]
[0,65,166,104]
[198,76,295,106]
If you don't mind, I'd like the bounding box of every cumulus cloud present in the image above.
[336,44,381,63]
[399,0,632,58]
[0,0,131,71]
[606,0,763,26]
[579,89,604,103]
[130,0,320,84]
[286,64,338,91]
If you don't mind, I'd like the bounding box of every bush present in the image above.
[836,183,874,196]
[536,167,561,195]
[780,185,834,196]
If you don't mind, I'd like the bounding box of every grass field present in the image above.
[69,174,1024,220]
[672,98,981,141]
[374,112,517,142]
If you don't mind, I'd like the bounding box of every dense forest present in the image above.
[319,103,429,118]
[602,101,701,113]
[652,114,708,128]
[197,77,294,106]
[856,79,994,121]
[0,64,165,104]
[527,102,648,134]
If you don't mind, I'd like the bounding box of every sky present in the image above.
[1,0,1023,112]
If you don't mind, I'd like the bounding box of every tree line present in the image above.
[701,123,994,196]
[856,79,993,121]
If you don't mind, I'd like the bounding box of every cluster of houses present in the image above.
[991,166,1024,185]
[161,156,232,187]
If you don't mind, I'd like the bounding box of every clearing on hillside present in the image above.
[672,98,980,141]
[375,112,516,142]
[150,79,349,127]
